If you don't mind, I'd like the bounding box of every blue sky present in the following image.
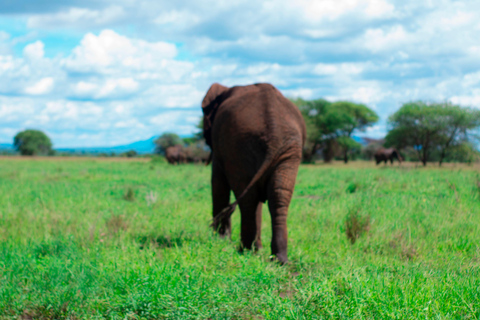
[1,0,479,147]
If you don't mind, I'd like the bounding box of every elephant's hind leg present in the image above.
[238,199,263,251]
[212,161,232,237]
[267,158,300,264]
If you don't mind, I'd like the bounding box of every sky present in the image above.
[1,0,480,147]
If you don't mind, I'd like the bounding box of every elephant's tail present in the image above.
[211,152,276,227]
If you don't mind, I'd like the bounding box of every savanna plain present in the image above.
[0,158,479,319]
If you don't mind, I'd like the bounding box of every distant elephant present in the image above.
[374,148,403,165]
[165,145,186,164]
[202,83,306,263]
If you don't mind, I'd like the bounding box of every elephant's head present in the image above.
[201,83,229,148]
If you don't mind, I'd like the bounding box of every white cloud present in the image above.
[0,31,11,55]
[114,118,145,129]
[62,29,177,74]
[27,6,125,29]
[72,78,139,99]
[362,26,410,53]
[24,77,54,95]
[0,31,9,42]
[350,86,386,105]
[73,81,98,96]
[0,55,16,73]
[450,91,480,109]
[150,110,201,135]
[364,0,395,17]
[144,84,204,108]
[23,41,44,60]
[98,78,139,98]
[294,0,394,22]
[282,88,314,99]
[153,10,200,27]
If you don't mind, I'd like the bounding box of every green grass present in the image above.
[0,159,479,319]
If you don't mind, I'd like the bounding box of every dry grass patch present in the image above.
[106,214,129,234]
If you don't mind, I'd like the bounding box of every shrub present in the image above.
[123,187,136,202]
[344,209,370,244]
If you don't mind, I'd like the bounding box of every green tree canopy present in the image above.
[293,98,378,163]
[13,129,53,156]
[385,101,480,166]
[154,132,183,154]
[435,103,480,165]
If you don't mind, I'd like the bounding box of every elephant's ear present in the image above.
[201,83,229,148]
[202,83,229,110]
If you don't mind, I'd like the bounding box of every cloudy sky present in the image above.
[1,0,479,147]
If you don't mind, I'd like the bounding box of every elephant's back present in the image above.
[214,84,305,144]
[212,83,304,168]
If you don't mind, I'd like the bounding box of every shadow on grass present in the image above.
[32,239,68,258]
[135,233,192,249]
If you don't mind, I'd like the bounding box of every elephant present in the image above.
[374,148,403,165]
[165,145,186,164]
[202,82,306,263]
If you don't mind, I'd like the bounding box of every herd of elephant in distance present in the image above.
[166,144,402,166]
[165,144,209,164]
[188,82,402,263]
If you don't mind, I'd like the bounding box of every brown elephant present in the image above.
[374,148,403,165]
[202,83,306,263]
[165,145,186,164]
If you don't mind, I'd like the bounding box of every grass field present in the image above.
[0,158,479,319]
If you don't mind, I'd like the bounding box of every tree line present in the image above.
[9,99,480,166]
[294,99,480,165]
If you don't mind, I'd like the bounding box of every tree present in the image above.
[435,103,480,165]
[442,142,479,164]
[329,101,379,163]
[13,129,53,156]
[293,98,378,163]
[386,101,480,166]
[337,136,362,163]
[154,132,183,154]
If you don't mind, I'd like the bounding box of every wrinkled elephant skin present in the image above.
[201,83,306,263]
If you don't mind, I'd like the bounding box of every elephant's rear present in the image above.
[212,84,305,190]
[215,85,304,152]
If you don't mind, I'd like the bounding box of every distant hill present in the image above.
[56,136,157,155]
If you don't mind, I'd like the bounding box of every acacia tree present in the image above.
[386,102,480,166]
[13,129,53,156]
[435,103,480,165]
[386,102,443,166]
[329,101,379,163]
[293,98,333,162]
[293,98,378,163]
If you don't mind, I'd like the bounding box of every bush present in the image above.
[122,150,137,158]
[123,187,136,202]
[344,209,370,244]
